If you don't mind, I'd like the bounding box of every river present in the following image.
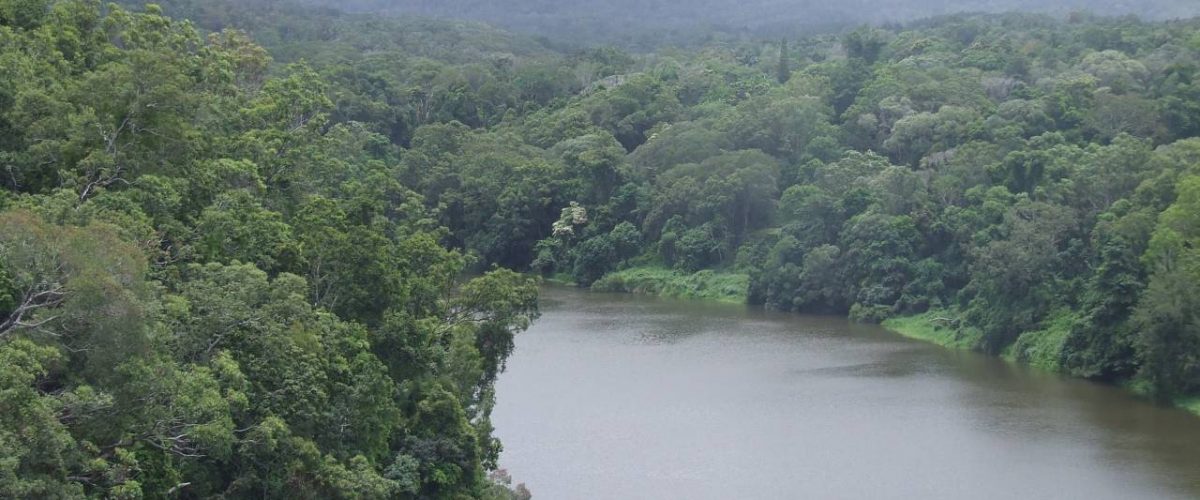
[492,286,1200,499]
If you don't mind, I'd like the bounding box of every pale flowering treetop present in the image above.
[552,202,588,238]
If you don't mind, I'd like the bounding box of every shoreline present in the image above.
[588,266,749,303]
[582,271,1200,418]
[880,311,1200,418]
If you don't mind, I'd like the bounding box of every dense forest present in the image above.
[4,0,1200,497]
[0,1,542,497]
[305,0,1200,47]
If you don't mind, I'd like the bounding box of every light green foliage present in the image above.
[884,105,981,166]
[0,338,82,498]
[0,210,151,376]
[592,266,749,303]
[1079,50,1149,93]
[1006,311,1074,370]
[451,269,540,383]
[882,311,983,350]
[195,190,294,270]
[629,120,731,175]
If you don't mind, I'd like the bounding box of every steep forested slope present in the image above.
[0,2,538,498]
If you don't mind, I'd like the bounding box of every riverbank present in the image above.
[590,266,748,303]
[580,273,1200,417]
[882,310,1200,417]
[880,310,1070,370]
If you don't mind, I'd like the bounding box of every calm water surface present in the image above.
[492,286,1200,499]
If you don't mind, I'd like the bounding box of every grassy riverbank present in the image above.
[1003,313,1073,371]
[541,272,576,286]
[1178,397,1200,415]
[883,310,1200,417]
[583,277,1200,418]
[881,311,980,350]
[591,266,749,303]
[882,309,1069,367]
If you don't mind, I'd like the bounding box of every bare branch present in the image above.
[0,283,67,337]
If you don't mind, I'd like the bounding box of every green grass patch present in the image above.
[1121,377,1154,398]
[885,310,1070,372]
[1175,396,1200,416]
[888,312,1200,418]
[881,310,981,350]
[591,266,748,303]
[1003,311,1072,371]
[540,272,576,286]
[1122,378,1200,418]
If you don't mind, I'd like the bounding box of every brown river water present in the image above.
[492,286,1200,499]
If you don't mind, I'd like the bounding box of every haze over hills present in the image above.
[300,0,1200,43]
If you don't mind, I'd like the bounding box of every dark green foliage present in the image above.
[1061,208,1149,380]
[963,201,1079,352]
[777,38,791,84]
[843,28,889,63]
[1134,268,1200,400]
[0,257,15,317]
[572,236,618,286]
[1132,175,1200,399]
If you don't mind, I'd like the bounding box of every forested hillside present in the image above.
[305,0,1200,46]
[502,14,1200,403]
[5,0,1200,497]
[497,14,1200,404]
[0,2,540,497]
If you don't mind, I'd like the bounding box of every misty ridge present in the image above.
[299,0,1200,43]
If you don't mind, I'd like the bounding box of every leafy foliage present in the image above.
[0,2,539,497]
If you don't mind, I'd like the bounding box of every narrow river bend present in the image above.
[493,286,1200,499]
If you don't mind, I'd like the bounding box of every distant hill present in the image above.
[299,0,1200,45]
[116,0,558,63]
